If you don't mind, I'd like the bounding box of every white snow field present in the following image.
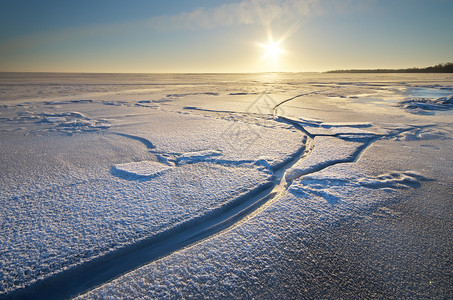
[0,73,452,299]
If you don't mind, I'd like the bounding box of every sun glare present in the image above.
[264,41,282,58]
[260,38,284,67]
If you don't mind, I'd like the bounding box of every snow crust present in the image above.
[177,150,223,165]
[285,136,367,181]
[76,162,435,299]
[112,161,171,178]
[398,95,453,114]
[1,73,452,298]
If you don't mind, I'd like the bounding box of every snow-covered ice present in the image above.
[285,135,369,181]
[398,95,453,114]
[0,73,452,299]
[112,160,171,178]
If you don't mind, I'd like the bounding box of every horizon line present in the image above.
[0,71,325,75]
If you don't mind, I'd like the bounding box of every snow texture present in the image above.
[398,95,453,114]
[77,163,435,299]
[285,136,369,181]
[1,73,451,299]
[111,161,172,178]
[177,150,223,165]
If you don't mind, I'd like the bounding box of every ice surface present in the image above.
[285,136,370,181]
[76,163,438,299]
[392,125,453,141]
[0,105,111,135]
[357,171,428,189]
[0,99,283,294]
[177,150,223,165]
[111,111,306,170]
[398,95,453,114]
[0,157,272,294]
[112,161,172,178]
[1,73,452,298]
[289,117,382,136]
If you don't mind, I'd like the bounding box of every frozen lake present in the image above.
[1,72,452,299]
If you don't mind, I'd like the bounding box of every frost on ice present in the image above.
[0,73,451,299]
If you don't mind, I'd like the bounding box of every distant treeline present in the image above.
[327,62,453,73]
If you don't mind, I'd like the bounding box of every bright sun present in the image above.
[264,41,282,58]
[260,38,284,66]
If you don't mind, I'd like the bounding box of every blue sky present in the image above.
[1,0,452,72]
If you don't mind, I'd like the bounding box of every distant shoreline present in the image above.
[326,62,453,73]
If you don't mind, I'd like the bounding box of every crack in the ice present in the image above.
[286,138,378,181]
[5,92,436,300]
[6,105,310,300]
[271,93,434,184]
[111,132,156,150]
[6,180,276,300]
[280,118,426,182]
[272,92,317,116]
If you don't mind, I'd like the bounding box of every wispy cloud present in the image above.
[145,0,321,31]
[0,0,336,54]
